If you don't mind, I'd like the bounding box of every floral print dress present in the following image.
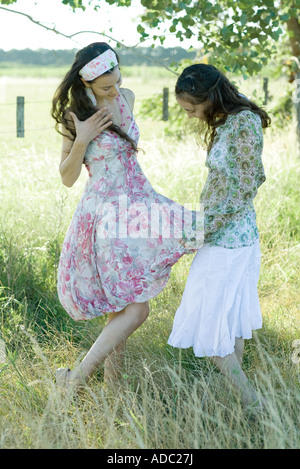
[57,95,198,321]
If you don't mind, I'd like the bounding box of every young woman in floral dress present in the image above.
[52,43,200,389]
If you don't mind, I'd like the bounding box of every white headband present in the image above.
[79,49,118,81]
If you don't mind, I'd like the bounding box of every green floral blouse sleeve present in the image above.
[201,110,266,243]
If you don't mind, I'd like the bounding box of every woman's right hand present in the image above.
[69,108,113,146]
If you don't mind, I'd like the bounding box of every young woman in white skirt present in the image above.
[168,64,271,408]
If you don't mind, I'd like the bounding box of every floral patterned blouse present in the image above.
[200,110,266,248]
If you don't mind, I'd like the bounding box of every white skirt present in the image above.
[168,240,262,358]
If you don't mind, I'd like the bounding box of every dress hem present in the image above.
[60,243,188,321]
[167,326,262,358]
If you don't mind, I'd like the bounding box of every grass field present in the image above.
[0,66,299,449]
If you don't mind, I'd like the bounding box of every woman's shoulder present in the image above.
[215,110,260,139]
[227,109,261,126]
[120,88,135,109]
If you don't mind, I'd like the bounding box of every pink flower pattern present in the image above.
[57,114,196,320]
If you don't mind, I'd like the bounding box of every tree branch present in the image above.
[0,5,179,75]
[0,6,73,40]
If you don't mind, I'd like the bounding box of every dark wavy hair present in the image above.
[175,64,271,150]
[51,42,137,151]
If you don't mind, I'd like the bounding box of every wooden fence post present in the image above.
[16,96,25,138]
[162,87,169,121]
[263,78,269,105]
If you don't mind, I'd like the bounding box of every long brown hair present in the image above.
[175,64,271,151]
[51,42,137,151]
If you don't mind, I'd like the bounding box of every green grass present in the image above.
[0,69,299,449]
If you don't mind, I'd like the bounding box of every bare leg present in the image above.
[72,302,149,382]
[211,350,260,406]
[234,337,244,366]
[104,312,127,385]
[103,341,126,386]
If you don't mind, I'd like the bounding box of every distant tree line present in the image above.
[0,46,196,67]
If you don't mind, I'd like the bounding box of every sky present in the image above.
[0,0,189,51]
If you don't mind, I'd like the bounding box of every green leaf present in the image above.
[61,0,85,9]
[185,28,193,39]
[137,24,145,34]
[240,12,247,27]
[279,13,290,22]
[271,28,283,41]
[262,0,275,6]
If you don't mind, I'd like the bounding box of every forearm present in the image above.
[59,139,88,187]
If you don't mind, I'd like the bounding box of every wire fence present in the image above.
[0,89,168,161]
[0,88,170,138]
[0,98,54,138]
[0,77,273,150]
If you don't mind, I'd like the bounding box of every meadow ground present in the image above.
[0,67,299,449]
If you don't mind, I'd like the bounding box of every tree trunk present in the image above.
[295,71,300,157]
[286,16,300,156]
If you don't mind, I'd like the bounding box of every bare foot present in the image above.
[56,368,85,393]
